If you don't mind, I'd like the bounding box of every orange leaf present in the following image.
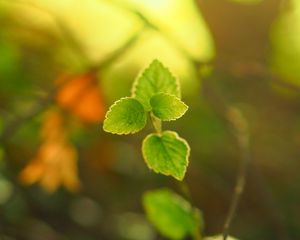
[56,72,105,123]
[19,110,81,193]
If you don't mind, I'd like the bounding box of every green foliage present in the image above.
[150,93,188,121]
[103,97,147,135]
[142,131,189,181]
[143,188,201,240]
[132,59,180,111]
[271,0,300,88]
[103,59,190,180]
[103,60,196,238]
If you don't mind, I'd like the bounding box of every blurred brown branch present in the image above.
[201,71,291,240]
[199,71,251,239]
[0,29,144,144]
[222,107,250,240]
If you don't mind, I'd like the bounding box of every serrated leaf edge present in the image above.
[150,93,189,121]
[103,97,146,135]
[131,59,181,99]
[142,130,190,181]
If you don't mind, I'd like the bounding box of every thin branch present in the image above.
[92,28,144,70]
[176,179,202,240]
[149,113,162,134]
[0,30,144,144]
[200,68,292,239]
[177,180,193,203]
[104,0,192,59]
[222,107,250,240]
[149,110,201,240]
[200,75,251,240]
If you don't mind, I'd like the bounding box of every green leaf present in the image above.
[204,235,239,240]
[143,188,201,240]
[132,59,180,111]
[150,93,188,121]
[103,97,147,135]
[142,131,189,180]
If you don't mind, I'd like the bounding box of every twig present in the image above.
[200,68,292,239]
[150,113,162,134]
[149,110,201,240]
[222,107,250,240]
[176,180,202,240]
[105,0,192,59]
[201,76,250,239]
[0,27,144,144]
[200,75,251,240]
[92,28,144,70]
[177,180,193,203]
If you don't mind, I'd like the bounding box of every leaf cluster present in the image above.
[102,60,240,240]
[103,59,189,180]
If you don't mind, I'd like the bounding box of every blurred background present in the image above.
[0,0,300,239]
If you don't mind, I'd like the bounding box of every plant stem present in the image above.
[177,180,202,240]
[150,113,162,134]
[150,113,201,239]
[222,107,250,240]
[178,180,193,203]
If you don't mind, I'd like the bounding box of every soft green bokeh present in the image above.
[142,131,189,180]
[0,0,214,102]
[3,0,142,63]
[115,0,214,61]
[271,0,300,87]
[143,188,201,240]
[116,213,155,240]
[150,93,188,121]
[0,177,13,205]
[0,39,19,78]
[101,30,200,102]
[103,97,147,135]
